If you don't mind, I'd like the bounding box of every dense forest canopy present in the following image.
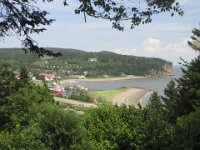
[0,48,172,77]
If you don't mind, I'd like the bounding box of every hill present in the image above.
[0,48,172,77]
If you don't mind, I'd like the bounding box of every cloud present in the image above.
[140,38,198,65]
[143,37,160,52]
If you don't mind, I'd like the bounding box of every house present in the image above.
[39,73,55,81]
[88,58,97,62]
[15,72,20,79]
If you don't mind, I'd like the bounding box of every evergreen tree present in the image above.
[188,27,200,52]
[162,80,179,123]
[176,55,200,116]
[162,25,200,120]
[172,109,200,149]
[19,66,29,85]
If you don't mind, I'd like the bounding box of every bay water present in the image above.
[66,67,182,106]
[70,67,182,95]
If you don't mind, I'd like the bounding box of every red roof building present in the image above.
[39,73,55,81]
[39,73,55,77]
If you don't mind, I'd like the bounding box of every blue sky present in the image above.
[1,0,200,65]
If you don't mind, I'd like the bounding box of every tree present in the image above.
[82,104,131,149]
[18,66,30,87]
[176,25,200,116]
[0,124,46,150]
[172,109,200,149]
[81,104,174,150]
[0,0,60,57]
[176,55,200,116]
[141,93,174,149]
[162,80,179,123]
[0,63,20,130]
[0,0,183,56]
[188,26,200,52]
[37,104,85,150]
[161,25,200,120]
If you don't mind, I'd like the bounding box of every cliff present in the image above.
[148,64,173,77]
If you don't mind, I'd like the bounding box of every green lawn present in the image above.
[91,88,127,101]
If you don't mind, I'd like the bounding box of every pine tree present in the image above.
[162,25,200,119]
[19,66,30,86]
[176,55,200,116]
[162,80,179,123]
[188,27,200,52]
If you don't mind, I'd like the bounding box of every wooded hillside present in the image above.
[0,48,172,77]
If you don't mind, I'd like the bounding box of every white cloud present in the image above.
[143,37,160,52]
[140,38,198,65]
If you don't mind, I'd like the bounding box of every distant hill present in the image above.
[0,48,172,77]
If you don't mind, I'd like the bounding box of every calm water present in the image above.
[69,67,182,96]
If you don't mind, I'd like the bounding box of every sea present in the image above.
[66,66,183,106]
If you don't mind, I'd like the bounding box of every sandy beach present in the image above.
[59,75,146,84]
[54,88,151,108]
[112,88,150,107]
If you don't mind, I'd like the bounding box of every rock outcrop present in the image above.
[147,64,173,77]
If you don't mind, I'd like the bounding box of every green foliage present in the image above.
[188,27,200,52]
[172,109,200,149]
[18,66,30,86]
[161,25,200,121]
[0,0,61,57]
[1,83,54,131]
[162,80,179,123]
[83,105,131,149]
[1,25,200,149]
[0,63,18,99]
[142,94,174,149]
[37,104,85,150]
[0,63,22,130]
[82,104,174,150]
[92,89,126,101]
[67,88,94,102]
[0,48,171,77]
[177,55,200,115]
[0,63,85,149]
[1,1,182,56]
[0,124,46,150]
[72,0,183,31]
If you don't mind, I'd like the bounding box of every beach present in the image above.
[111,88,151,107]
[59,75,146,84]
[58,75,153,107]
[54,87,151,108]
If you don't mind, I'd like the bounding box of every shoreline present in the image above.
[59,75,147,84]
[139,91,154,107]
[111,87,151,107]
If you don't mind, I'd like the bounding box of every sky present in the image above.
[1,0,200,65]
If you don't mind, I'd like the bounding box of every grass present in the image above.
[58,101,88,111]
[91,88,127,101]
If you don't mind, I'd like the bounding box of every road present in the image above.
[54,97,97,108]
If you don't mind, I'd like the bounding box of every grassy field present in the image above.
[91,88,127,101]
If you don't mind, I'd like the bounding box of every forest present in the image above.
[0,48,171,77]
[0,0,200,149]
[0,26,200,149]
